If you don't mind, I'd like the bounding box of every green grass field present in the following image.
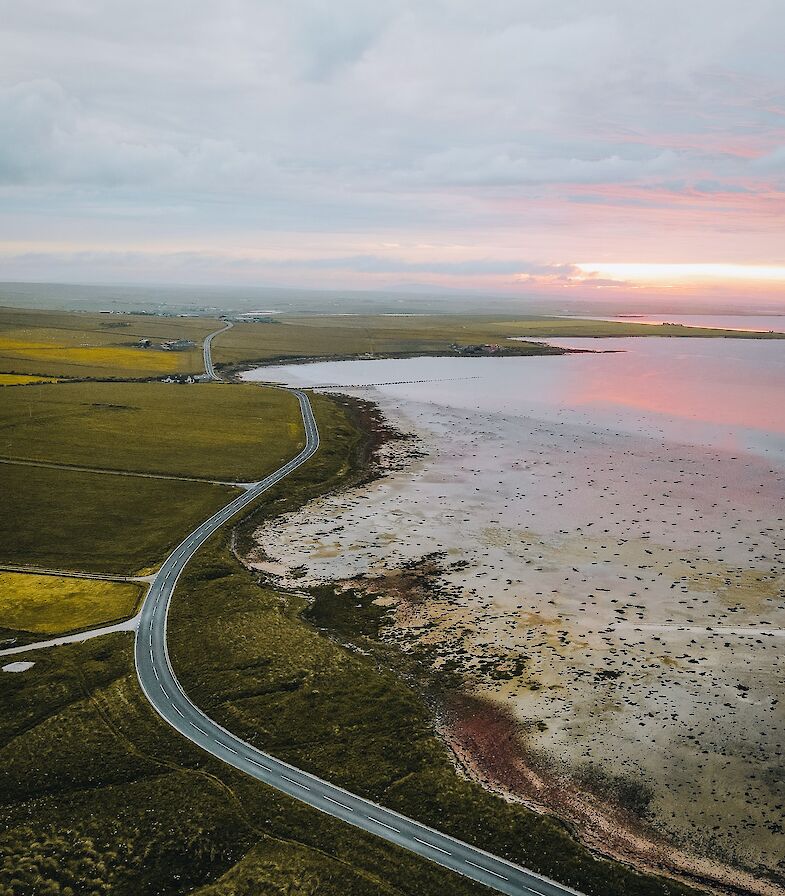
[0,636,506,896]
[0,306,221,379]
[2,306,779,381]
[0,303,729,894]
[0,464,236,575]
[0,393,697,896]
[0,571,142,635]
[0,381,303,480]
[212,313,783,369]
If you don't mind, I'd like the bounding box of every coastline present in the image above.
[440,692,782,896]
[216,341,578,381]
[240,379,785,896]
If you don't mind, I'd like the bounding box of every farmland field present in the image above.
[0,307,221,378]
[0,571,143,636]
[0,464,236,575]
[0,381,303,480]
[0,373,59,385]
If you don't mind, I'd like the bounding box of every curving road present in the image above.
[135,383,582,895]
[202,321,233,380]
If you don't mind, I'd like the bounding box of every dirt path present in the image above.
[0,456,248,487]
[0,611,143,657]
[0,563,155,583]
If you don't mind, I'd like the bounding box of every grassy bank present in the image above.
[0,464,236,575]
[0,633,515,896]
[0,382,303,480]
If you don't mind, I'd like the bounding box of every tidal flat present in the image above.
[244,338,785,891]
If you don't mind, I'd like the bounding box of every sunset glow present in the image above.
[576,263,785,286]
[3,6,785,896]
[1,3,784,304]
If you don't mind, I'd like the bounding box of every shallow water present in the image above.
[243,333,785,876]
[597,313,785,333]
[252,337,785,461]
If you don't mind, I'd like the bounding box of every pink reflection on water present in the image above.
[551,338,785,436]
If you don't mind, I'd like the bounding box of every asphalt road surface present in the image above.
[202,321,233,380]
[134,387,583,896]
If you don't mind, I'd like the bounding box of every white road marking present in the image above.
[153,667,159,681]
[465,860,508,881]
[367,817,400,833]
[323,795,354,811]
[414,837,451,856]
[135,395,562,896]
[281,774,310,790]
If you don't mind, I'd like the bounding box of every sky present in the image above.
[1,1,784,305]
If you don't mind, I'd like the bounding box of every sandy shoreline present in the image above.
[242,352,785,894]
[440,693,783,896]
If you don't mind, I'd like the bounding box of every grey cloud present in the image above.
[750,146,785,172]
[0,248,581,279]
[0,79,271,188]
[0,1,783,281]
[693,180,757,194]
[265,255,572,275]
[408,146,680,187]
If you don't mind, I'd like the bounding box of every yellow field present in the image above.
[0,373,59,385]
[0,335,183,377]
[0,571,143,635]
[0,307,222,378]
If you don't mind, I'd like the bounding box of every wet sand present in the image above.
[243,345,785,890]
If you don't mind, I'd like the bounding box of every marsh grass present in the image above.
[0,636,497,896]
